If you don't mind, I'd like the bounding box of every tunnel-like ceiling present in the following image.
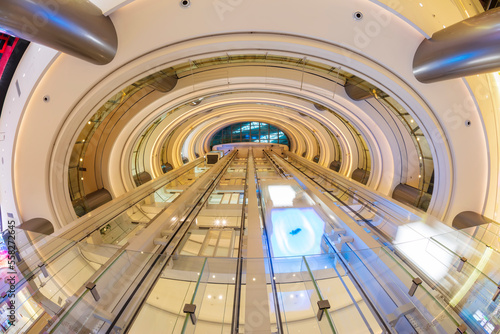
[2,0,493,231]
[66,54,434,220]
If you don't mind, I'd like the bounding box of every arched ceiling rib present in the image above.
[5,31,487,227]
[70,58,433,221]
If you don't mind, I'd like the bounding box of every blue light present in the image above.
[269,208,325,257]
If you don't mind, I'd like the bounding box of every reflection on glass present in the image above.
[210,122,289,148]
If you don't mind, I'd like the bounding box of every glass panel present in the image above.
[208,193,223,204]
[241,122,251,142]
[230,194,239,204]
[232,124,241,142]
[301,256,337,333]
[180,231,205,256]
[221,194,231,204]
[123,256,205,333]
[260,122,269,143]
[272,257,325,334]
[209,122,290,147]
[278,131,289,146]
[185,258,237,334]
[222,127,231,144]
[215,231,233,257]
[50,250,164,333]
[305,255,381,334]
[251,121,260,142]
[200,231,219,257]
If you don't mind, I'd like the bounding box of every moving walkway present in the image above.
[1,158,215,333]
[4,148,500,333]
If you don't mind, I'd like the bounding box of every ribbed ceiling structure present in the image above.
[0,0,497,231]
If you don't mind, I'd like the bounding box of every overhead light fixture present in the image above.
[191,97,203,105]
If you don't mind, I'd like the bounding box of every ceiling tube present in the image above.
[0,0,117,65]
[344,81,373,101]
[452,211,496,229]
[413,8,500,83]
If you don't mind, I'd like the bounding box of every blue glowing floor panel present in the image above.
[269,207,325,258]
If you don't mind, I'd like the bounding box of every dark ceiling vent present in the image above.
[313,103,327,111]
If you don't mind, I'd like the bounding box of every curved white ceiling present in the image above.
[0,0,492,230]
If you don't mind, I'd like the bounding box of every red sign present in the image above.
[0,35,8,53]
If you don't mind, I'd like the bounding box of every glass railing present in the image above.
[14,222,500,334]
[13,230,76,282]
[324,240,465,334]
[285,151,500,286]
[281,152,420,241]
[272,256,338,334]
[267,149,498,332]
[47,153,236,333]
[9,153,499,334]
[45,248,482,334]
[48,249,162,333]
[1,230,123,334]
[2,157,232,333]
[462,225,500,252]
[431,228,500,283]
[380,236,500,333]
[93,163,209,247]
[177,159,247,258]
[65,160,210,246]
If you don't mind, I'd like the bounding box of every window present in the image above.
[210,122,289,148]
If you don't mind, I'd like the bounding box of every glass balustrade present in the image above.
[67,161,211,247]
[9,224,500,334]
[1,229,124,334]
[41,249,494,333]
[7,149,500,333]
